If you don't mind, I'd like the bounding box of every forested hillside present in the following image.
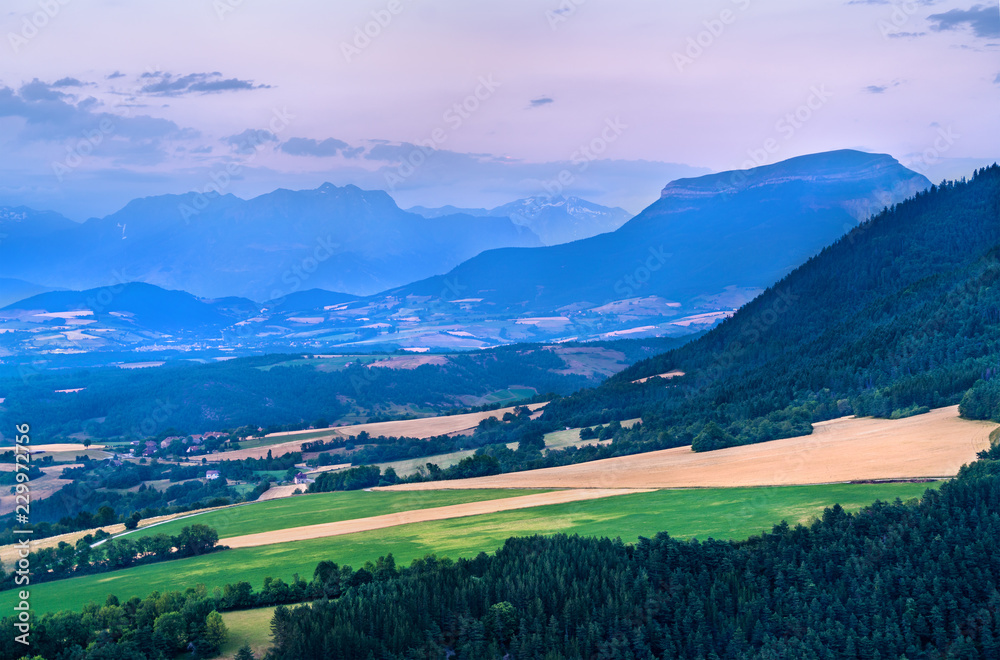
[0,338,687,441]
[538,165,1000,450]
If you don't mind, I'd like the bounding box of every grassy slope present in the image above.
[7,482,939,615]
[126,489,542,540]
[218,606,277,659]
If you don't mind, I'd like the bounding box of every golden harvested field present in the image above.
[0,464,78,516]
[222,489,647,549]
[632,370,685,384]
[385,406,994,491]
[209,403,547,461]
[29,443,106,452]
[327,403,548,439]
[254,484,302,501]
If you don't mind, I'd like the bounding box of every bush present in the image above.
[960,378,1000,421]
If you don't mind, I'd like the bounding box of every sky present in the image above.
[0,0,997,219]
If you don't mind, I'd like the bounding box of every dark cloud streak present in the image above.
[139,72,271,96]
[927,4,1000,38]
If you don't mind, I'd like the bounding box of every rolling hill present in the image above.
[1,282,254,333]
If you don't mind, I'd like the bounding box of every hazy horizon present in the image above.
[1,0,997,219]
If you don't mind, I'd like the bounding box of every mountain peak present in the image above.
[661,150,928,199]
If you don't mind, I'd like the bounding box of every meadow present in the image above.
[125,489,543,540]
[6,481,939,615]
[218,606,277,659]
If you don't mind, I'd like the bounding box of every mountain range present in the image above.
[408,196,633,245]
[0,184,546,300]
[0,150,933,355]
[537,162,1000,451]
[389,150,930,315]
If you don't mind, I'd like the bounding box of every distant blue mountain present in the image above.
[409,195,632,245]
[0,277,58,308]
[265,288,358,313]
[0,184,542,300]
[388,151,931,312]
[2,282,250,332]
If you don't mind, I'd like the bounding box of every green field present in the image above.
[6,481,941,615]
[477,387,537,405]
[126,489,544,540]
[219,606,277,659]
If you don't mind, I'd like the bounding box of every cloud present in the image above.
[529,96,554,108]
[52,77,86,88]
[0,80,189,144]
[139,71,271,96]
[864,80,903,93]
[224,128,278,154]
[995,73,1000,84]
[106,71,126,80]
[280,137,349,157]
[928,4,1000,38]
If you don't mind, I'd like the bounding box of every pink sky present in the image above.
[0,0,997,218]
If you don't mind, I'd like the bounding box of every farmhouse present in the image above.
[205,470,221,480]
[294,473,313,485]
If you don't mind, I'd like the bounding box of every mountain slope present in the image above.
[389,150,930,314]
[0,184,542,300]
[540,164,1000,448]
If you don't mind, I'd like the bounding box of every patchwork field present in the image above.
[210,403,548,461]
[222,489,644,549]
[3,481,939,615]
[0,464,77,516]
[386,406,993,490]
[124,489,545,541]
